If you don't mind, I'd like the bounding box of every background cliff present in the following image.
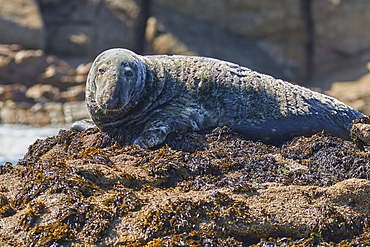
[0,0,370,124]
[2,0,370,82]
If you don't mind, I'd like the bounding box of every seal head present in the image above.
[86,48,147,128]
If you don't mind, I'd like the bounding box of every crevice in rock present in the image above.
[301,0,315,82]
[134,0,152,54]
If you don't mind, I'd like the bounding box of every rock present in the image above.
[147,6,287,80]
[63,101,89,124]
[0,45,90,126]
[38,56,77,89]
[37,0,140,58]
[0,45,83,87]
[60,85,86,102]
[0,100,35,125]
[0,84,29,102]
[326,178,370,215]
[0,49,49,86]
[325,72,370,115]
[1,0,368,84]
[75,62,91,76]
[26,84,61,102]
[145,17,198,56]
[153,0,370,83]
[153,0,305,81]
[313,0,370,76]
[0,100,88,126]
[155,0,304,40]
[74,62,91,83]
[0,0,46,49]
[42,102,65,125]
[0,127,369,245]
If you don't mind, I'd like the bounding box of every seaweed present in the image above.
[0,126,370,246]
[0,194,15,218]
[18,201,46,230]
[137,193,254,245]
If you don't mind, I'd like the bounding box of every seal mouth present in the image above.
[101,98,121,111]
[96,90,131,112]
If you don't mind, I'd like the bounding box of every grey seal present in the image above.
[73,48,366,148]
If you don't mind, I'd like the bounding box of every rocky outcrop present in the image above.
[0,0,46,49]
[0,45,89,126]
[153,0,370,83]
[145,5,288,80]
[314,1,370,77]
[0,106,369,244]
[37,0,141,58]
[0,127,369,246]
[2,0,368,84]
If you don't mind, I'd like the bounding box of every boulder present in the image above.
[60,85,86,102]
[0,45,90,126]
[37,0,140,58]
[147,5,288,80]
[152,0,306,81]
[0,0,46,49]
[63,101,89,124]
[0,45,82,88]
[0,100,89,126]
[313,0,370,76]
[0,47,49,86]
[0,84,29,102]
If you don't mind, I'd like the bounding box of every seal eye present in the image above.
[124,70,134,77]
[98,69,105,74]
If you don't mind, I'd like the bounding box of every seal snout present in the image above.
[97,85,129,111]
[102,97,121,110]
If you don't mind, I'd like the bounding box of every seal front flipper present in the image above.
[133,112,200,148]
[71,119,97,131]
[133,125,171,149]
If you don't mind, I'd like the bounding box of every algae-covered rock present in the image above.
[0,126,369,246]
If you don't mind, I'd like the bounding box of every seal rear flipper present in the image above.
[350,116,370,150]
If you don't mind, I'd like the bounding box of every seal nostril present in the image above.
[124,71,133,77]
